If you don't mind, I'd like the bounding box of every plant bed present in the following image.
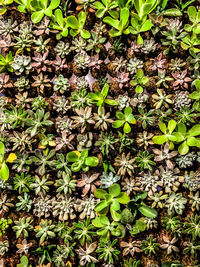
[0,0,200,266]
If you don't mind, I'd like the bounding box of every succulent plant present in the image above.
[33,194,52,218]
[12,55,32,75]
[52,195,76,221]
[176,152,197,168]
[53,74,70,94]
[75,196,97,219]
[34,219,56,244]
[77,173,100,195]
[74,51,90,69]
[77,132,93,151]
[99,172,120,189]
[55,172,76,195]
[127,58,144,75]
[166,192,187,215]
[54,41,70,58]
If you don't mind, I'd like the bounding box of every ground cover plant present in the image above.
[0,0,200,266]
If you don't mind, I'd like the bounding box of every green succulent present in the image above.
[112,107,136,134]
[66,11,91,39]
[31,0,60,23]
[67,150,99,172]
[34,219,56,244]
[94,183,130,221]
[0,51,13,73]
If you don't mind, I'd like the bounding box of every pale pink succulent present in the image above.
[172,69,192,90]
[77,173,101,196]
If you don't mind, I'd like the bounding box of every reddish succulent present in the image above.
[32,52,52,73]
[172,70,192,90]
[77,173,100,196]
[149,53,166,72]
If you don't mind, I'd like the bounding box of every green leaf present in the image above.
[137,33,143,45]
[120,7,129,27]
[0,142,5,156]
[159,121,166,133]
[81,29,91,39]
[101,83,109,98]
[177,123,187,133]
[44,7,52,16]
[112,120,124,129]
[71,162,82,172]
[99,215,110,225]
[49,0,60,9]
[31,11,44,23]
[111,200,120,211]
[55,9,63,27]
[123,122,131,133]
[95,200,108,212]
[124,106,132,116]
[168,120,177,134]
[194,79,200,91]
[78,11,86,28]
[173,132,185,142]
[67,151,79,162]
[103,16,119,29]
[138,205,157,218]
[108,183,120,197]
[187,6,197,23]
[116,192,130,204]
[116,111,124,120]
[17,256,29,267]
[105,99,118,106]
[94,189,107,199]
[0,162,9,181]
[140,19,152,32]
[178,141,189,155]
[136,85,143,93]
[152,135,167,144]
[67,15,79,29]
[134,191,147,202]
[85,156,99,167]
[131,220,146,235]
[111,209,121,221]
[187,136,198,146]
[163,8,182,16]
[96,8,106,18]
[188,124,200,136]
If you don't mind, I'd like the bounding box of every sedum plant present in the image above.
[92,0,118,18]
[128,0,158,44]
[112,107,136,134]
[94,183,130,221]
[152,120,177,149]
[66,11,91,39]
[103,7,130,37]
[30,0,60,23]
[88,83,118,112]
[34,219,56,243]
[67,150,99,172]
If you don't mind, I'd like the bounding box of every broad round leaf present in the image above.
[85,156,99,167]
[31,11,44,23]
[116,192,130,204]
[123,122,131,134]
[108,183,120,197]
